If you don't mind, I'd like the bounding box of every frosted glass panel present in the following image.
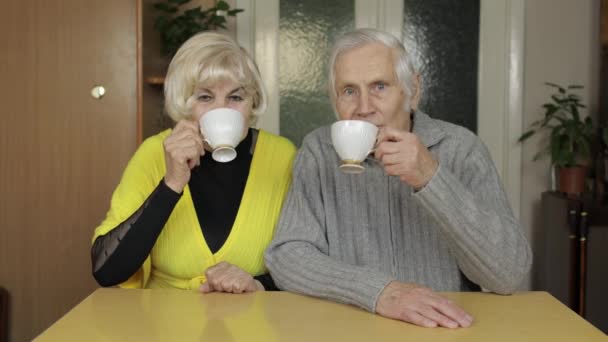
[279,0,355,146]
[403,0,479,132]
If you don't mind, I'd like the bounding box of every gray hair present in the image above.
[327,28,418,113]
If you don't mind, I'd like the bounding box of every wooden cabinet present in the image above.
[535,192,608,333]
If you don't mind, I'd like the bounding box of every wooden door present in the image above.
[0,1,137,341]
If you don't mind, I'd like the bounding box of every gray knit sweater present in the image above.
[265,111,532,313]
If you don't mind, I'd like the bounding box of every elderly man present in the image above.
[265,28,531,329]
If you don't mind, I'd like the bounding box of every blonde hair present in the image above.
[164,32,267,122]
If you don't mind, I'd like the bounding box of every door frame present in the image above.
[236,0,280,134]
[236,0,524,217]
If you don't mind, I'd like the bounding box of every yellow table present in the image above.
[35,289,606,341]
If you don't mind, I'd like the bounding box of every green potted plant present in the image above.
[519,82,595,195]
[153,0,243,58]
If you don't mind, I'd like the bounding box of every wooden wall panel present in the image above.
[0,1,137,341]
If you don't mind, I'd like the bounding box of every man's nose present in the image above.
[355,92,374,118]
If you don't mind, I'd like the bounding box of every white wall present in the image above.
[521,0,600,289]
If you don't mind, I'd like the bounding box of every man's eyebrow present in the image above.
[370,78,391,84]
[337,82,358,89]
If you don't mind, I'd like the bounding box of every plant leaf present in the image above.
[578,137,590,159]
[154,3,178,13]
[154,16,169,30]
[545,82,566,93]
[542,103,557,110]
[184,6,201,14]
[216,0,230,10]
[532,147,550,161]
[567,94,581,101]
[522,82,593,166]
[550,94,565,105]
[543,104,559,120]
[569,104,580,121]
[518,130,536,142]
[228,9,244,15]
[153,0,244,57]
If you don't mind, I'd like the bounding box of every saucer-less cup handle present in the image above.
[365,134,380,158]
[366,147,376,158]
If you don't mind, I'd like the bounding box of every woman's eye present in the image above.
[229,95,244,102]
[197,94,212,102]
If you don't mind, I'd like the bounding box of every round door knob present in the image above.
[91,85,106,99]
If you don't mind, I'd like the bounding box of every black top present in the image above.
[190,129,253,253]
[91,128,277,290]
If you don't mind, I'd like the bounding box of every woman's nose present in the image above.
[209,99,227,110]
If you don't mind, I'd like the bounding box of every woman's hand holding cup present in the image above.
[163,120,205,193]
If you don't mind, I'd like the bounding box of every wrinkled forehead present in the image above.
[335,44,398,86]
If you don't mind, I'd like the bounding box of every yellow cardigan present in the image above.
[92,129,296,289]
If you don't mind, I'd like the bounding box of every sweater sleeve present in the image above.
[413,138,532,294]
[265,144,394,313]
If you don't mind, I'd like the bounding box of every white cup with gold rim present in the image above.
[331,120,378,174]
[199,108,245,163]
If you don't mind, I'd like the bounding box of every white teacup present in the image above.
[199,108,245,163]
[331,120,378,174]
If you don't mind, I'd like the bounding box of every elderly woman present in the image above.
[91,32,295,292]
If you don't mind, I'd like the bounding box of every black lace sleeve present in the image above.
[91,180,181,286]
[254,273,279,291]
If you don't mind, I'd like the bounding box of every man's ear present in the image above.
[411,73,421,110]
